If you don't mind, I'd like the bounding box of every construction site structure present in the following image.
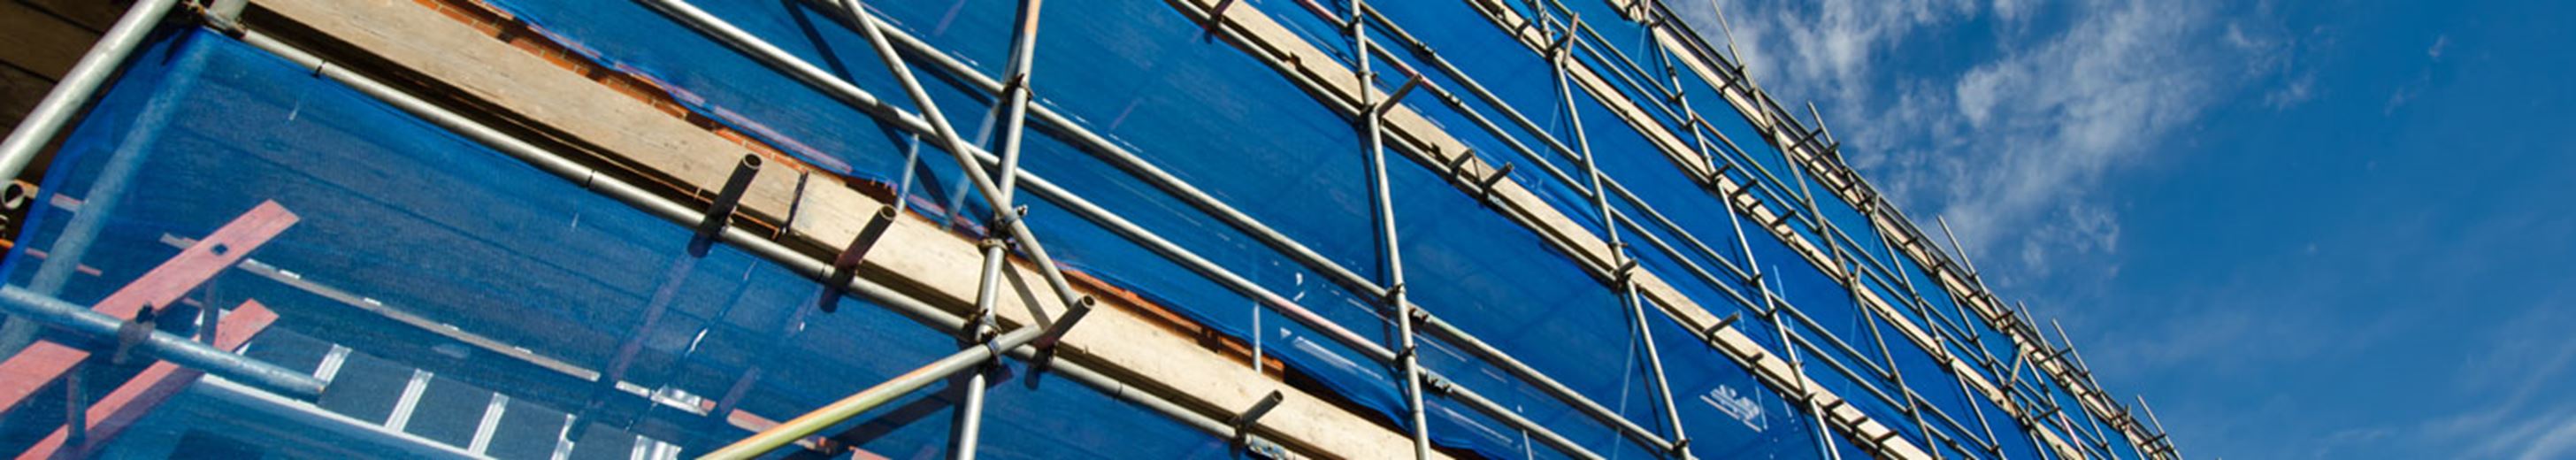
[0,0,2182,458]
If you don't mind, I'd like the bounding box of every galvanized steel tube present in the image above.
[0,287,326,400]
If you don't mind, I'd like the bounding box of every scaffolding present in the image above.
[0,0,2180,458]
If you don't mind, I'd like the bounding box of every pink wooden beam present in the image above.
[0,200,298,413]
[88,200,299,319]
[19,300,278,460]
[0,343,88,410]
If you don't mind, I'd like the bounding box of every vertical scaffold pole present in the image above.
[1722,185,1840,460]
[833,0,1097,457]
[1546,16,1690,456]
[832,0,1092,327]
[0,0,187,357]
[947,1,1046,458]
[1352,2,1430,457]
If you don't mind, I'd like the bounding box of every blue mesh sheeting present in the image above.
[1644,296,1823,460]
[0,28,1225,457]
[484,0,1428,423]
[462,0,1740,457]
[41,0,2057,458]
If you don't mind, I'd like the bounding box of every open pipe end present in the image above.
[817,205,901,313]
[1,181,30,212]
[688,153,767,257]
[1031,295,1096,350]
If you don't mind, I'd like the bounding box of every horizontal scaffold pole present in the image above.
[227,27,1285,459]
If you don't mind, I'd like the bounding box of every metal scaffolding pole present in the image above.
[1335,4,1922,453]
[1644,1,2153,448]
[1545,16,1690,456]
[706,324,1045,459]
[0,0,183,181]
[947,1,1045,458]
[0,287,326,400]
[828,0,1093,325]
[628,4,1623,457]
[1353,3,1431,456]
[652,1,2047,457]
[1560,11,2031,445]
[922,1,1630,456]
[1721,187,1840,460]
[0,0,194,358]
[222,29,1307,459]
[893,4,1676,450]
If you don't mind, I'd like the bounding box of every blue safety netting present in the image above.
[0,27,1230,457]
[442,0,1944,457]
[0,0,2112,456]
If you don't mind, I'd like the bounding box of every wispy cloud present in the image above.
[2385,34,2450,115]
[2266,72,2317,110]
[1682,0,2291,290]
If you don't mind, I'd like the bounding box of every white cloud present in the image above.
[1991,0,2030,21]
[2266,72,2317,110]
[1689,0,2288,288]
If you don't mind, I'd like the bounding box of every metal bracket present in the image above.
[1706,161,1736,185]
[1371,73,1423,117]
[1231,390,1284,440]
[688,154,763,257]
[186,0,251,34]
[1242,434,1295,460]
[1200,0,1238,42]
[1420,372,1453,396]
[1781,126,1828,158]
[1768,208,1799,229]
[1443,150,1475,177]
[818,206,899,312]
[111,304,161,365]
[1030,295,1097,350]
[1726,182,1759,203]
[1474,163,1515,201]
[1703,312,1741,341]
[988,205,1030,235]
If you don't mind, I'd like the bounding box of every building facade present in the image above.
[0,0,2180,458]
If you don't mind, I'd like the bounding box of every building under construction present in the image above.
[0,0,2183,458]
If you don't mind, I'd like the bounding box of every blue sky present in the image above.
[1679,0,2576,457]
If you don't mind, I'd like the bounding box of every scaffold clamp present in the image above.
[1475,163,1515,200]
[1200,0,1238,42]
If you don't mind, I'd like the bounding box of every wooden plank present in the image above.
[1169,0,1624,276]
[1628,9,2116,456]
[0,62,52,131]
[15,0,130,32]
[242,0,1435,456]
[89,200,299,320]
[1446,2,2109,456]
[0,201,296,413]
[0,342,87,411]
[0,1,100,80]
[18,300,279,460]
[1180,0,1954,457]
[244,0,801,226]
